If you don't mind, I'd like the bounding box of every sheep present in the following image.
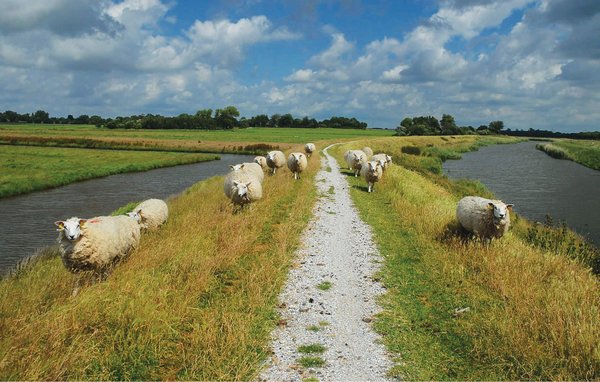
[344,149,367,177]
[287,152,308,180]
[304,143,316,157]
[254,156,269,171]
[126,198,168,231]
[360,160,384,193]
[54,215,140,273]
[266,150,286,174]
[223,170,263,207]
[456,196,514,241]
[362,146,373,158]
[371,153,393,170]
[229,162,264,183]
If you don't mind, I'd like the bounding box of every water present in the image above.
[0,154,254,272]
[443,141,600,246]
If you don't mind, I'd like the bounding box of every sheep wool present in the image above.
[457,196,513,240]
[360,160,384,193]
[344,150,367,177]
[362,146,374,158]
[371,153,392,170]
[287,152,308,180]
[304,143,316,157]
[254,156,269,170]
[230,162,265,183]
[131,198,169,231]
[266,150,286,174]
[223,171,263,206]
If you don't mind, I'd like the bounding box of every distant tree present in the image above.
[75,114,90,124]
[440,114,458,134]
[400,117,413,128]
[215,106,239,129]
[249,114,269,127]
[32,110,50,123]
[269,114,281,127]
[488,120,504,133]
[90,115,103,126]
[279,113,293,127]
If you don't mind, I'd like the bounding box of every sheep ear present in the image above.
[229,165,234,170]
[54,221,65,229]
[487,202,494,210]
[79,219,87,227]
[506,204,514,210]
[246,182,252,187]
[240,164,245,169]
[233,180,240,187]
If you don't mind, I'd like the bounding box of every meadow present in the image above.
[536,138,600,170]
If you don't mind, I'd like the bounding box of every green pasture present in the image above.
[538,139,600,170]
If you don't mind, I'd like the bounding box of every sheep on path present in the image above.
[304,143,316,158]
[371,153,393,170]
[126,198,168,231]
[362,146,373,158]
[229,162,264,183]
[360,160,384,193]
[266,150,286,174]
[223,171,263,207]
[287,152,308,180]
[54,215,140,272]
[254,156,269,171]
[344,150,367,177]
[456,196,513,241]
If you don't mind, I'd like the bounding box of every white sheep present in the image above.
[456,196,514,241]
[229,162,264,183]
[362,146,373,158]
[304,143,316,157]
[287,152,308,180]
[223,171,263,207]
[371,153,393,170]
[360,160,384,193]
[254,156,269,171]
[126,198,168,231]
[344,149,367,177]
[54,215,141,272]
[266,150,286,174]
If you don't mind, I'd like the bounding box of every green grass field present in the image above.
[536,139,600,170]
[0,145,218,198]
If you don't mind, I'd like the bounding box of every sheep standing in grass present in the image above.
[223,171,263,207]
[362,146,373,158]
[254,156,268,171]
[457,196,513,241]
[304,143,316,157]
[266,150,286,174]
[344,150,367,177]
[360,160,384,193]
[229,162,264,183]
[371,153,393,170]
[55,215,141,272]
[126,198,168,231]
[287,152,308,180]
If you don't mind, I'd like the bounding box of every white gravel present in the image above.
[258,144,394,382]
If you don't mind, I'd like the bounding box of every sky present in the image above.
[0,0,598,132]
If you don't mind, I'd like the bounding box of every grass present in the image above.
[0,145,218,198]
[331,136,599,381]
[316,281,333,291]
[297,357,326,368]
[297,344,326,354]
[536,139,600,170]
[0,143,320,380]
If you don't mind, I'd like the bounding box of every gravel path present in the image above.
[258,144,394,382]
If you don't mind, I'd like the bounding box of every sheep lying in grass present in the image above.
[230,162,264,183]
[223,171,263,207]
[344,150,367,177]
[304,143,316,157]
[54,215,140,272]
[287,152,308,180]
[362,146,373,158]
[371,153,392,170]
[360,160,383,193]
[254,156,268,171]
[457,196,513,241]
[266,150,286,174]
[126,198,168,231]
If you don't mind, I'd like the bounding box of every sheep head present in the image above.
[233,181,252,202]
[54,217,87,241]
[126,209,143,224]
[229,164,244,171]
[487,201,513,225]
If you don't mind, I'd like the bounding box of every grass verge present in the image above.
[536,139,600,170]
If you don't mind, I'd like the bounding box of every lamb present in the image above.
[371,153,393,170]
[362,146,373,158]
[126,198,169,231]
[254,156,268,171]
[344,149,367,177]
[287,152,308,180]
[456,196,513,241]
[54,215,141,272]
[266,150,286,174]
[229,162,264,183]
[360,160,384,193]
[223,170,263,207]
[304,143,316,157]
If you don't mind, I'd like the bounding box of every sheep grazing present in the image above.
[362,146,373,158]
[223,171,263,207]
[229,162,264,183]
[287,152,308,180]
[371,153,393,170]
[266,150,286,174]
[254,156,268,171]
[456,196,514,241]
[344,150,367,177]
[304,143,316,157]
[126,198,169,231]
[360,160,383,193]
[54,215,141,272]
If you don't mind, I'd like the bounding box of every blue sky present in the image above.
[0,0,598,132]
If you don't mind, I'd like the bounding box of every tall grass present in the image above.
[331,137,599,380]
[0,144,319,380]
[536,139,600,170]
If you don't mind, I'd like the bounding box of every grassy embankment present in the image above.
[330,136,599,380]
[536,138,600,170]
[0,143,320,380]
[0,145,218,198]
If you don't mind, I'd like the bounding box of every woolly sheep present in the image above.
[287,152,308,180]
[126,198,168,231]
[344,149,367,177]
[304,143,316,157]
[266,150,286,174]
[362,146,373,158]
[223,171,263,207]
[54,215,140,272]
[360,160,384,193]
[456,196,513,241]
[229,162,264,183]
[371,153,393,170]
[254,156,268,171]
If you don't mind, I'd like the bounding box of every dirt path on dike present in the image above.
[258,144,395,382]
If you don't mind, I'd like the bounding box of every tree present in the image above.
[215,106,239,129]
[440,114,458,134]
[32,110,50,123]
[400,117,413,128]
[488,120,504,133]
[279,113,293,127]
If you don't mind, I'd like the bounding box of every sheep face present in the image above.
[230,164,243,171]
[233,181,252,203]
[488,202,513,224]
[55,217,87,241]
[126,210,142,224]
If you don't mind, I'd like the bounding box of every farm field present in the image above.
[536,138,600,170]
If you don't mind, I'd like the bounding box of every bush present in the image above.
[401,146,421,155]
